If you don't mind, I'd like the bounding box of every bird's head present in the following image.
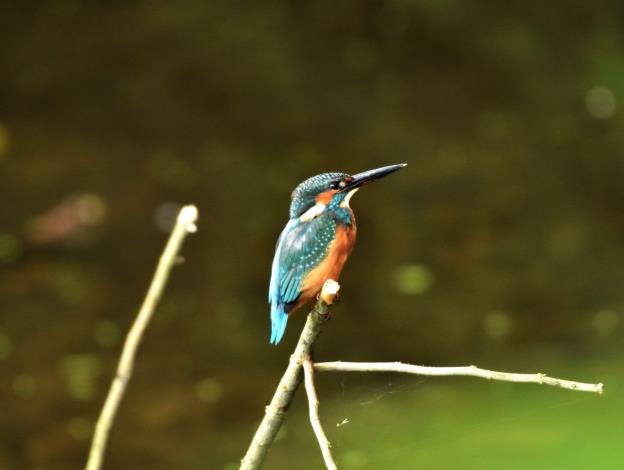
[289,163,407,220]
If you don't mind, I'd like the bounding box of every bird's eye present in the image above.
[329,180,347,190]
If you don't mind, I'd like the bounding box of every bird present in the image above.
[268,163,407,344]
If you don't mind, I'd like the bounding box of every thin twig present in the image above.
[314,361,604,394]
[240,280,340,470]
[303,357,337,470]
[85,205,199,470]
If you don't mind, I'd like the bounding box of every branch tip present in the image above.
[320,279,340,305]
[178,204,199,226]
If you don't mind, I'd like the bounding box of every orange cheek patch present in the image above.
[315,190,338,205]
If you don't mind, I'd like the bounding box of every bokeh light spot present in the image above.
[586,86,616,119]
[591,309,618,337]
[93,321,121,348]
[482,310,512,342]
[59,354,102,401]
[196,378,224,404]
[75,193,107,226]
[392,264,433,295]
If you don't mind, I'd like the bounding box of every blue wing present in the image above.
[269,215,336,344]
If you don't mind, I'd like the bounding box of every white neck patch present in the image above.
[340,188,359,208]
[299,202,326,221]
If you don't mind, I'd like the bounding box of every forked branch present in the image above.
[242,290,604,470]
[239,280,340,470]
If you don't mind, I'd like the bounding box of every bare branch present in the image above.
[85,205,199,470]
[240,280,340,470]
[242,292,603,470]
[314,361,604,394]
[303,357,337,470]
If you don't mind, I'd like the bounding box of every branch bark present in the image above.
[85,205,199,470]
[239,280,340,470]
[314,361,603,394]
[303,357,337,470]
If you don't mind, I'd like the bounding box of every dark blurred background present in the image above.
[1,2,622,469]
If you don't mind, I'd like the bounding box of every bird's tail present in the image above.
[270,303,289,345]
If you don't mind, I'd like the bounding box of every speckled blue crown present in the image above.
[289,172,348,219]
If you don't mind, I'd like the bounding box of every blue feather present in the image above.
[270,303,289,345]
[269,220,297,344]
[268,216,336,344]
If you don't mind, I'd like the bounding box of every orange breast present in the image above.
[296,221,357,310]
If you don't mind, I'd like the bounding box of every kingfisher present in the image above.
[268,163,407,344]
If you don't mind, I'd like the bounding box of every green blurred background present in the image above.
[1,2,622,469]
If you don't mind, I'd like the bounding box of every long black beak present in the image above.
[342,163,407,192]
